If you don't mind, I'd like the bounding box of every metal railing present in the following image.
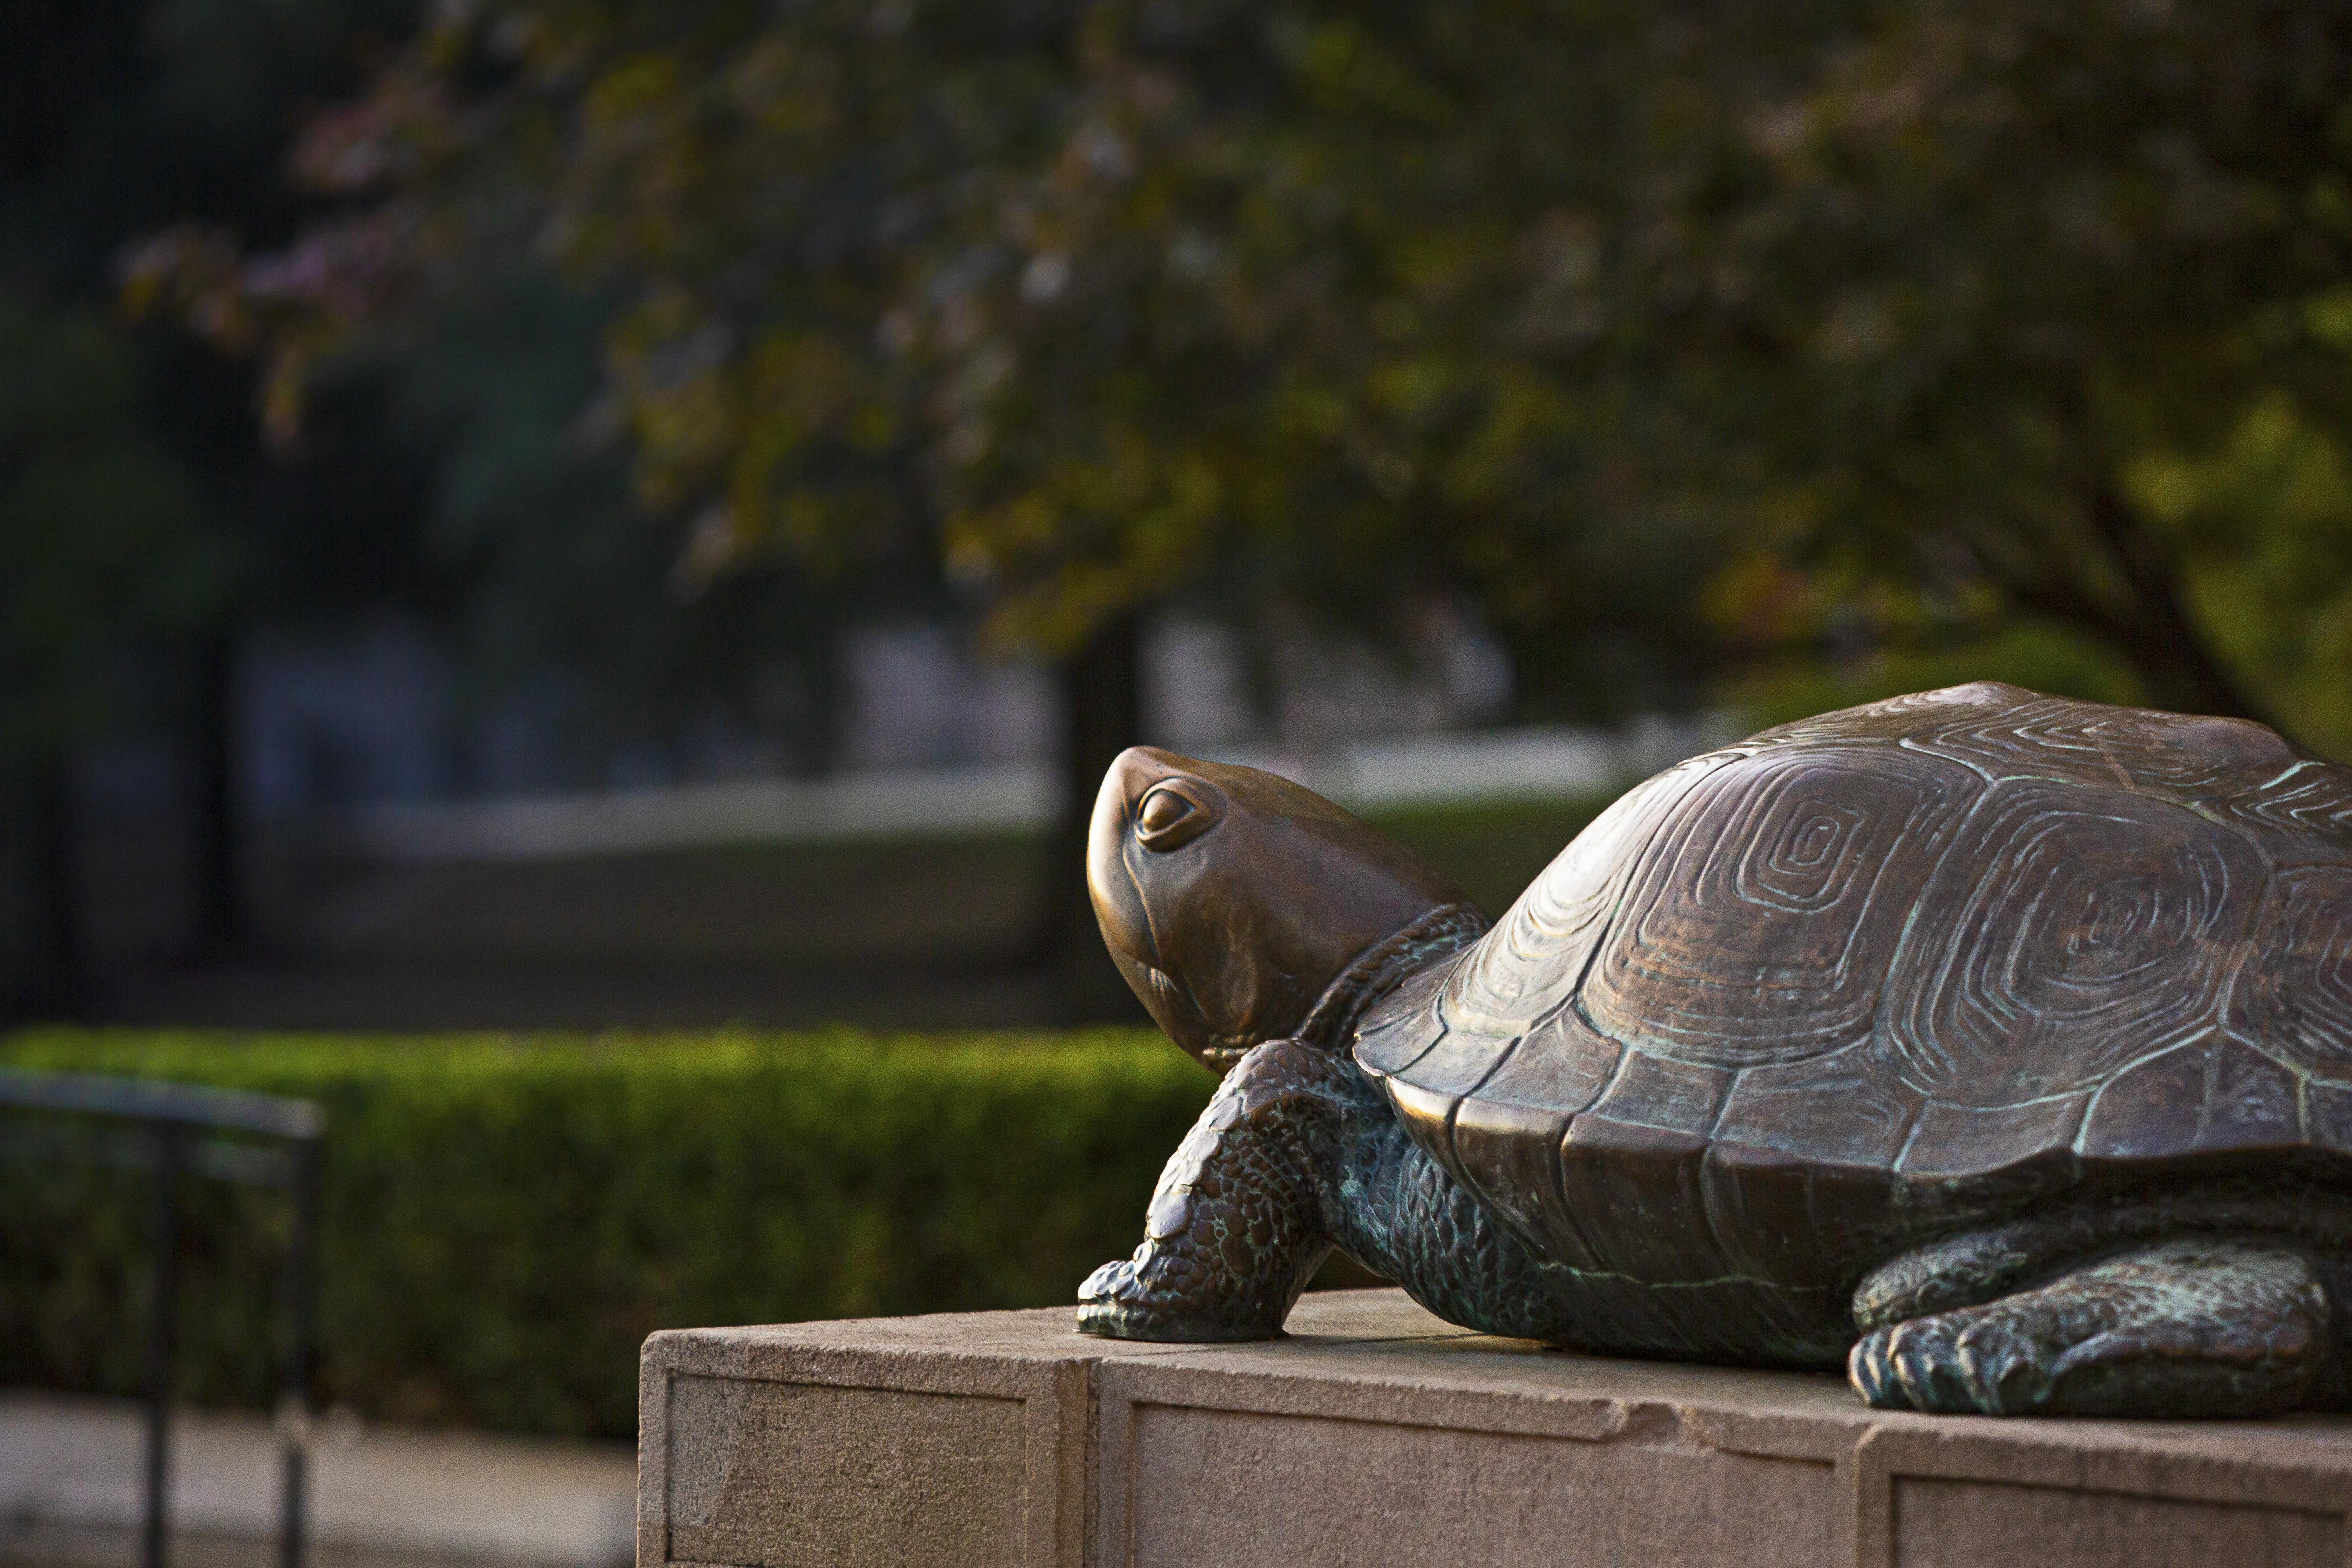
[0,1067,324,1568]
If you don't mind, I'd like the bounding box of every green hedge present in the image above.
[0,1027,1209,1439]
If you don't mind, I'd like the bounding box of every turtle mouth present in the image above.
[1197,1036,1257,1071]
[1112,950,1222,1058]
[1120,952,1258,1072]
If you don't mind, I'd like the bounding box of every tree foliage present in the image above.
[130,0,1715,715]
[1642,1,2352,741]
[135,0,2352,738]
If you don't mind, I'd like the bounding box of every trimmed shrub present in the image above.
[0,1027,1207,1438]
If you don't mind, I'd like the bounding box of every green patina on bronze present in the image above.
[1078,682,2352,1418]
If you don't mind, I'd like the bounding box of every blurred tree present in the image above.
[128,0,923,799]
[2127,393,2352,755]
[1003,0,2352,742]
[376,273,922,786]
[1604,0,2352,743]
[9,0,885,1006]
[129,0,2352,1001]
[0,296,222,1015]
[4,0,434,972]
[127,0,1714,1002]
[134,0,1719,709]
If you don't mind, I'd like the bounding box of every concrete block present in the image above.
[638,1306,1116,1568]
[638,1290,2352,1568]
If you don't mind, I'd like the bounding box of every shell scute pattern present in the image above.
[1353,960,1450,1077]
[1498,1049,1738,1286]
[2227,866,2352,1085]
[1911,697,2299,797]
[2305,1080,2352,1152]
[1559,1116,1718,1283]
[1439,1009,1622,1250]
[2077,1034,2302,1161]
[1581,1051,1732,1135]
[2217,762,2352,860]
[1443,1010,1625,1271]
[1437,749,1741,1045]
[1701,1137,1901,1290]
[1447,1095,1579,1264]
[1357,684,2352,1209]
[1394,1019,1517,1099]
[1472,1004,1622,1116]
[1875,782,2261,1107]
[2208,1038,2305,1151]
[1899,1093,2089,1183]
[1580,744,1983,1069]
[1713,1048,1922,1165]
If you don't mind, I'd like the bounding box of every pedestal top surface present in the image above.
[644,1287,2352,1468]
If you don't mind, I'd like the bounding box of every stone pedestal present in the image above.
[638,1289,2352,1568]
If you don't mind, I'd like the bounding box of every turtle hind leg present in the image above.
[1078,1039,1356,1342]
[1849,1237,2332,1417]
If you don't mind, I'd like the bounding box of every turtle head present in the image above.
[1089,746,1468,1074]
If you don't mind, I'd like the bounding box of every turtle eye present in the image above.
[1135,783,1219,851]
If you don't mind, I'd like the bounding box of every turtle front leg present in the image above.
[1078,1040,1354,1341]
[1849,1237,2333,1417]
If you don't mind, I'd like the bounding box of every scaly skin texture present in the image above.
[1078,1040,1572,1341]
[1854,1186,2352,1332]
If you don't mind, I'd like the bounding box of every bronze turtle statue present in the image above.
[1077,682,2352,1417]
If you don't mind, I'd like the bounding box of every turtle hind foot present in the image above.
[1849,1237,2330,1418]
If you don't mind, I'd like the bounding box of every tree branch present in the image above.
[2079,483,2280,729]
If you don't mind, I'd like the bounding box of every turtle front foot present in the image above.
[1077,1249,1285,1342]
[1077,1039,1356,1343]
[1849,1237,2330,1417]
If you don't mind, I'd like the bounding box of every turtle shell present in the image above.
[1353,682,2352,1287]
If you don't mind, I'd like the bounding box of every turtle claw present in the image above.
[1075,1256,1152,1336]
[1851,1313,2035,1413]
[1851,1315,2016,1412]
[1847,1327,1913,1410]
[1952,1319,2051,1414]
[1076,1246,1287,1341]
[1074,1250,1206,1341]
[1891,1317,1980,1412]
[1079,1257,1133,1301]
